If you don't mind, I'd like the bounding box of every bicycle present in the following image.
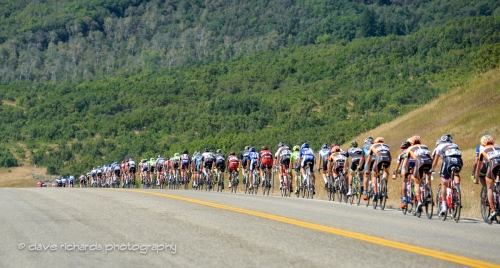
[326,174,334,201]
[243,169,250,194]
[215,168,224,192]
[371,164,389,210]
[182,170,190,190]
[280,166,292,197]
[262,168,272,196]
[335,171,347,203]
[230,170,239,193]
[350,171,362,206]
[401,174,415,215]
[250,169,260,195]
[480,175,500,224]
[304,163,314,199]
[436,167,461,222]
[415,171,433,219]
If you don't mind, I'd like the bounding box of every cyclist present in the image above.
[240,146,251,179]
[291,145,301,194]
[431,134,463,217]
[156,155,165,183]
[68,175,75,187]
[274,142,285,172]
[226,151,239,188]
[172,153,181,173]
[180,150,191,185]
[247,147,260,189]
[347,141,362,196]
[202,148,215,183]
[128,158,136,183]
[366,137,392,202]
[394,141,411,209]
[259,146,273,186]
[359,137,374,200]
[215,149,226,189]
[96,166,103,183]
[329,145,349,191]
[298,143,316,193]
[475,135,500,220]
[91,167,97,185]
[192,151,203,187]
[473,143,488,188]
[404,136,432,211]
[317,143,331,190]
[61,176,67,187]
[79,174,86,188]
[277,143,292,189]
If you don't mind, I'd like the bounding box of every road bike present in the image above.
[371,164,389,210]
[349,171,363,206]
[480,173,500,224]
[334,170,347,203]
[262,167,272,196]
[230,169,239,193]
[436,167,461,222]
[415,171,434,219]
[304,163,314,199]
[280,166,292,197]
[401,174,415,215]
[215,168,224,192]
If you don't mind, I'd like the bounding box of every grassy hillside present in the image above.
[345,68,500,219]
[0,17,499,176]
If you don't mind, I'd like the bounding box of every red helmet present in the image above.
[261,146,268,151]
[230,151,236,155]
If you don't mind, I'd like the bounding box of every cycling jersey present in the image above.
[291,151,300,171]
[228,155,239,172]
[180,154,190,169]
[433,142,463,180]
[128,160,136,173]
[299,148,315,171]
[319,148,331,171]
[215,153,226,172]
[329,152,347,173]
[361,142,374,170]
[279,146,292,168]
[156,157,165,172]
[347,147,362,171]
[477,145,500,181]
[241,150,250,167]
[194,154,203,172]
[260,149,273,169]
[407,144,432,181]
[476,145,488,176]
[369,143,392,173]
[248,151,259,171]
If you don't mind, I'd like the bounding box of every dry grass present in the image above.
[342,69,500,219]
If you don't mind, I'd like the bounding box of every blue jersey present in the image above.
[318,148,330,162]
[361,143,371,158]
[300,148,315,161]
[194,155,203,170]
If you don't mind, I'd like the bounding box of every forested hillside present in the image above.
[0,0,499,82]
[0,1,499,176]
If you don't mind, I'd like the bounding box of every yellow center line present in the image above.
[115,189,499,268]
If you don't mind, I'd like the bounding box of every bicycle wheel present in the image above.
[336,179,342,203]
[328,181,334,201]
[356,184,363,206]
[425,184,433,219]
[480,186,489,222]
[450,186,461,222]
[379,178,387,210]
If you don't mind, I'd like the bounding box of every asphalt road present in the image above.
[1,188,499,268]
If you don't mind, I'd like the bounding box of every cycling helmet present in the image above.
[261,146,268,151]
[230,151,235,155]
[97,166,101,168]
[278,142,285,147]
[374,137,385,144]
[174,153,180,157]
[401,141,410,149]
[331,146,341,153]
[210,149,214,153]
[321,143,328,149]
[158,154,162,158]
[183,150,188,154]
[350,141,358,148]
[129,158,132,161]
[409,135,422,145]
[440,134,453,143]
[216,149,222,153]
[204,148,209,152]
[249,147,256,152]
[301,143,310,149]
[481,135,494,146]
[330,143,338,148]
[293,145,300,151]
[244,146,250,150]
[364,136,374,144]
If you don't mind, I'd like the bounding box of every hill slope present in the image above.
[345,68,500,218]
